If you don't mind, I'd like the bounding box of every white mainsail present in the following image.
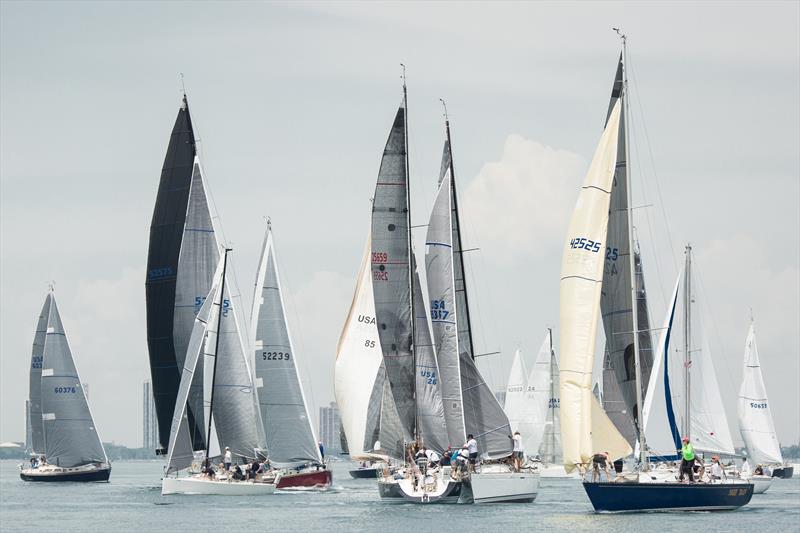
[252,226,321,467]
[504,349,534,450]
[559,99,631,471]
[689,336,735,455]
[334,235,388,460]
[738,323,782,464]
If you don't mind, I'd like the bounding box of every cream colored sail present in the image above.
[559,100,631,471]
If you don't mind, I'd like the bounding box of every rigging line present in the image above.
[626,48,679,274]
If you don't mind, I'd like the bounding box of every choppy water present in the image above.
[1,460,798,532]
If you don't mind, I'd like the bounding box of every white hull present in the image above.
[538,464,580,479]
[747,475,772,494]
[463,467,539,503]
[161,475,276,495]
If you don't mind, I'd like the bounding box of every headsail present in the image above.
[335,234,389,460]
[738,322,782,464]
[503,350,534,449]
[559,99,631,470]
[40,293,107,468]
[531,331,561,463]
[252,226,321,467]
[599,56,654,447]
[145,95,201,452]
[28,294,51,454]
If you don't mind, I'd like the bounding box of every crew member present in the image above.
[679,436,695,482]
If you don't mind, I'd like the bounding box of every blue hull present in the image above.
[583,481,753,512]
[20,467,111,483]
[772,466,793,479]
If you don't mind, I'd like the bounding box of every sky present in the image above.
[1,1,798,449]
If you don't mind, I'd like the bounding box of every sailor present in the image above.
[455,446,470,475]
[591,451,611,482]
[249,459,261,481]
[710,456,725,481]
[224,447,232,471]
[740,457,752,478]
[679,436,695,482]
[440,446,453,466]
[509,431,524,472]
[232,463,244,481]
[754,464,764,476]
[425,448,441,468]
[29,456,37,469]
[465,434,478,471]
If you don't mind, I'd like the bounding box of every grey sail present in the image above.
[252,227,321,467]
[370,103,415,439]
[599,56,654,447]
[601,348,637,445]
[173,161,220,450]
[28,294,51,454]
[426,132,512,458]
[412,256,449,453]
[40,293,107,468]
[211,258,263,462]
[539,347,562,464]
[364,362,408,460]
[166,276,221,473]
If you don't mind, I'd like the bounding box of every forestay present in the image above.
[40,294,107,468]
[738,323,782,465]
[28,294,51,454]
[559,99,631,471]
[252,227,321,467]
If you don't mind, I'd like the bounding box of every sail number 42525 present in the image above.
[569,237,601,253]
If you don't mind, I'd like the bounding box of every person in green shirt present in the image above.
[679,436,695,482]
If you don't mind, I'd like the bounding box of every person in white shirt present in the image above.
[509,431,524,472]
[223,447,232,471]
[425,448,441,468]
[740,458,752,478]
[710,456,725,481]
[465,435,479,472]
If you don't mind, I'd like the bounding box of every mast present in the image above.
[205,247,231,462]
[401,65,418,444]
[548,328,556,463]
[683,244,692,440]
[618,32,648,470]
[441,100,478,362]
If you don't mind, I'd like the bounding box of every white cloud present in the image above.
[461,135,586,264]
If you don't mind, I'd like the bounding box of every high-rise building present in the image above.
[24,400,32,452]
[318,402,341,455]
[143,380,158,451]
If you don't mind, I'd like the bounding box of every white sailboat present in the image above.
[20,290,111,482]
[161,250,274,495]
[250,223,331,489]
[737,320,782,489]
[425,107,538,503]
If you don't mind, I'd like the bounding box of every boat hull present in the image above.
[275,469,332,489]
[772,466,794,479]
[349,467,379,479]
[377,478,404,500]
[583,481,754,512]
[396,477,462,504]
[461,471,539,504]
[20,465,111,483]
[749,475,772,494]
[161,476,276,495]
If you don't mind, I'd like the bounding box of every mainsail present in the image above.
[28,294,51,454]
[40,293,108,468]
[251,226,321,467]
[145,94,206,452]
[504,350,534,449]
[425,123,512,457]
[599,56,654,447]
[738,322,782,465]
[531,331,561,463]
[559,99,632,470]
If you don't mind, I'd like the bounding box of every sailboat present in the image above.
[250,223,332,489]
[423,105,538,504]
[370,81,458,504]
[504,331,565,477]
[335,233,405,480]
[161,250,273,495]
[738,320,787,485]
[19,290,111,482]
[561,41,753,511]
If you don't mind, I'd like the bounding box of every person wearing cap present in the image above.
[710,456,725,481]
[223,447,232,471]
[679,436,695,482]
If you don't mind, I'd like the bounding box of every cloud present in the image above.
[460,135,586,264]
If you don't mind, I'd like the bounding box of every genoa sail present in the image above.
[252,226,321,467]
[738,323,782,465]
[559,98,631,471]
[40,293,108,468]
[28,294,51,454]
[504,349,534,450]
